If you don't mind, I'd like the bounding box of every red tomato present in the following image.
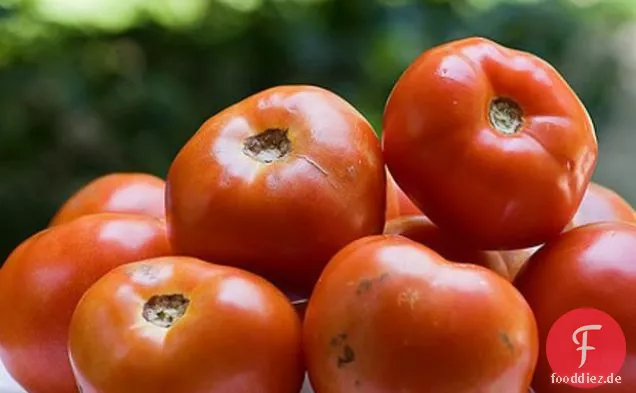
[68,256,304,393]
[499,246,540,281]
[385,169,422,221]
[166,85,386,296]
[50,173,166,226]
[0,214,172,393]
[568,182,636,229]
[384,215,512,280]
[514,222,636,392]
[382,37,598,250]
[304,235,538,392]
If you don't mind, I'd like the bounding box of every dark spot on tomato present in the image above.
[337,344,355,368]
[500,331,514,353]
[330,332,348,348]
[356,273,390,295]
[356,279,372,295]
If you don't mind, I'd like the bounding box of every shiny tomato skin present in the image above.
[384,215,512,280]
[382,37,598,250]
[68,256,304,393]
[304,235,538,393]
[385,170,422,221]
[568,182,636,229]
[50,173,166,226]
[0,214,172,393]
[515,222,636,392]
[498,246,539,281]
[166,85,385,296]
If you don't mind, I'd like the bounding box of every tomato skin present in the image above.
[498,246,539,281]
[0,214,172,393]
[385,169,422,221]
[382,37,598,250]
[514,222,636,392]
[384,215,512,280]
[50,173,166,226]
[568,182,636,229]
[304,235,538,393]
[68,257,304,393]
[166,85,385,296]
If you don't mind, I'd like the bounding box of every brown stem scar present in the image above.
[489,97,523,135]
[243,128,292,163]
[142,294,190,328]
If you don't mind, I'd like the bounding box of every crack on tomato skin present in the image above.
[294,153,339,190]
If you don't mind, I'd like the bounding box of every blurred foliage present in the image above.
[1,0,636,260]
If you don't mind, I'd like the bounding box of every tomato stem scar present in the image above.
[489,97,523,135]
[142,294,190,328]
[243,128,292,163]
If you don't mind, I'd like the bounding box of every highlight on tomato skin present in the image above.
[567,182,636,230]
[166,85,386,299]
[382,36,598,251]
[385,168,422,221]
[304,234,539,393]
[0,213,172,393]
[49,172,166,227]
[514,222,636,393]
[383,214,512,280]
[68,256,305,393]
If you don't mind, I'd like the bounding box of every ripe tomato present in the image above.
[385,169,422,221]
[0,214,172,393]
[166,85,386,296]
[383,37,598,250]
[514,222,636,392]
[568,182,635,229]
[499,246,539,281]
[304,235,538,392]
[50,173,166,226]
[384,215,512,280]
[68,256,304,393]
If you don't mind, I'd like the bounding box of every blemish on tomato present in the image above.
[500,331,515,354]
[397,288,420,309]
[330,332,348,348]
[337,344,355,368]
[356,272,390,295]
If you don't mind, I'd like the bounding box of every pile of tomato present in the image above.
[1,37,634,393]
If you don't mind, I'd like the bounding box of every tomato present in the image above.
[166,85,386,296]
[568,182,635,229]
[385,169,401,222]
[384,215,512,280]
[50,173,166,226]
[304,235,538,392]
[68,256,304,393]
[385,169,422,221]
[0,214,172,393]
[499,246,539,281]
[514,222,636,392]
[382,37,598,250]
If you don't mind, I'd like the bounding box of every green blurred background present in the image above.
[1,0,635,260]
